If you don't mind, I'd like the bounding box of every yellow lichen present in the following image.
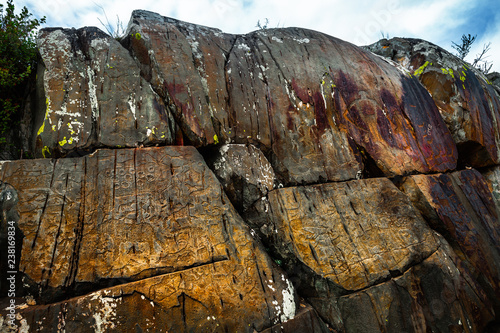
[213,134,219,144]
[67,123,76,135]
[37,97,51,136]
[441,68,455,79]
[59,137,68,146]
[42,146,50,158]
[413,61,431,77]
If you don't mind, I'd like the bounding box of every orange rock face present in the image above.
[0,147,299,332]
[266,178,439,291]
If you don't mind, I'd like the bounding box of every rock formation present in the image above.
[366,38,500,168]
[1,10,499,333]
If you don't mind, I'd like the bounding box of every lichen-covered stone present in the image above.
[35,27,177,158]
[0,147,302,332]
[367,38,500,167]
[4,10,500,333]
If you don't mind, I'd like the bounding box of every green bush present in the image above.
[0,0,45,144]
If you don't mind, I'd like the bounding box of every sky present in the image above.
[14,0,500,72]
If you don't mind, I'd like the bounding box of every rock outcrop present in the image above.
[36,11,459,184]
[35,27,178,157]
[1,9,500,333]
[366,38,500,168]
[0,146,305,332]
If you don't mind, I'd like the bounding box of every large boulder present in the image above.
[339,242,494,333]
[3,9,500,333]
[0,146,321,332]
[243,177,497,330]
[35,27,178,158]
[366,38,500,168]
[123,10,457,183]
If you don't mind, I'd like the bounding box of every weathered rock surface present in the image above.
[34,11,460,184]
[339,241,495,333]
[244,177,498,331]
[487,72,500,95]
[123,10,457,182]
[0,146,307,332]
[265,178,440,292]
[2,10,500,333]
[204,143,275,212]
[483,165,500,211]
[35,27,178,158]
[399,170,500,305]
[366,38,500,167]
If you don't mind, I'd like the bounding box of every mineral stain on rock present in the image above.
[1,9,500,333]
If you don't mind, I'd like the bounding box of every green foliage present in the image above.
[0,0,45,143]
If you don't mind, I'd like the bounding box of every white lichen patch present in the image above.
[127,95,137,120]
[54,109,82,117]
[270,276,296,324]
[90,291,122,333]
[267,279,276,292]
[280,275,295,323]
[237,43,251,52]
[292,37,310,44]
[271,36,283,43]
[90,38,110,54]
[87,66,99,120]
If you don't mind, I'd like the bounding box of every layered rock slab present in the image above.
[248,176,497,331]
[482,165,500,212]
[35,27,177,158]
[124,10,457,183]
[251,178,444,329]
[339,242,495,333]
[0,146,306,332]
[266,178,440,291]
[399,170,500,304]
[367,38,500,167]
